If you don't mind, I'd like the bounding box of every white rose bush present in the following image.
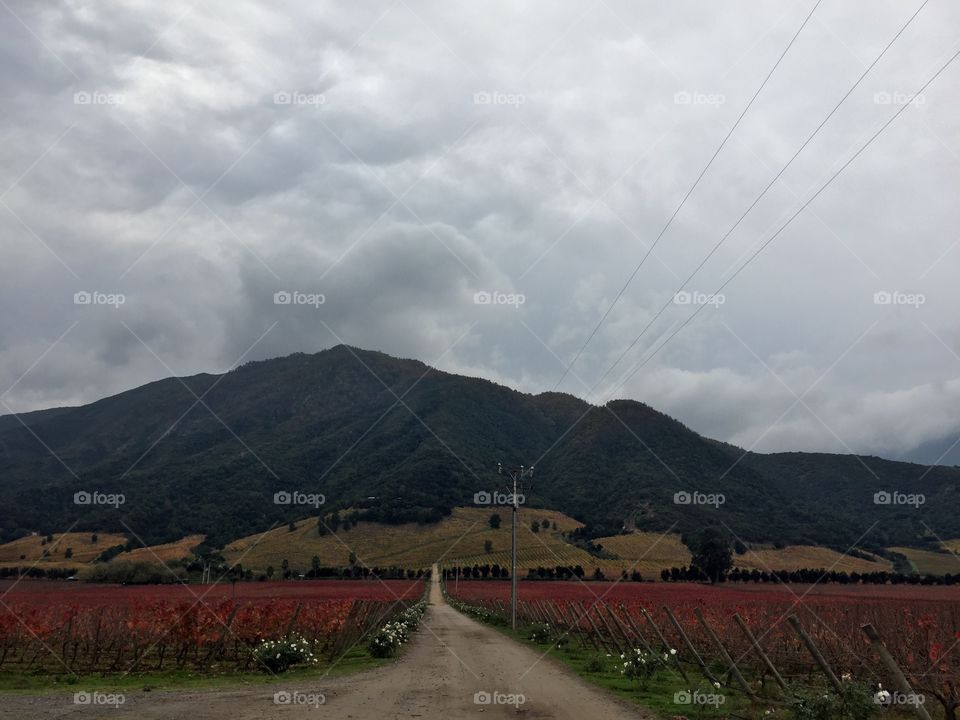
[368,602,427,658]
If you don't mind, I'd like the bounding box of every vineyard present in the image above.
[446,580,960,719]
[0,579,425,674]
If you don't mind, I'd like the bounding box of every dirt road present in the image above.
[1,567,648,719]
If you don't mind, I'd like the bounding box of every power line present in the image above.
[554,0,824,391]
[608,44,960,398]
[531,41,958,477]
[590,0,932,393]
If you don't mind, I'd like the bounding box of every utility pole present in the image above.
[498,462,533,631]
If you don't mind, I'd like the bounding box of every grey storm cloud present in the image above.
[1,0,959,462]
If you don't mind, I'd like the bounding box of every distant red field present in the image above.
[0,578,424,606]
[448,579,960,604]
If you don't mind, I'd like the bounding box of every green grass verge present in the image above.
[462,617,925,720]
[0,646,389,696]
[488,622,783,719]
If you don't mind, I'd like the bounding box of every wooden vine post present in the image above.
[734,613,787,692]
[616,604,657,656]
[694,608,758,700]
[639,606,690,685]
[664,606,720,686]
[862,624,932,720]
[787,615,843,694]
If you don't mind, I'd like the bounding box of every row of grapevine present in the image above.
[0,595,420,673]
[447,583,959,719]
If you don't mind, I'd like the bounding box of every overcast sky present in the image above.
[1,0,958,461]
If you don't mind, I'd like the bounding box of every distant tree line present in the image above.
[298,565,427,581]
[192,559,430,583]
[523,566,646,581]
[0,566,78,579]
[443,565,645,581]
[660,566,960,585]
[442,565,510,580]
[0,562,431,585]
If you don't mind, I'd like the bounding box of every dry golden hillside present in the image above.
[889,546,960,576]
[591,532,691,574]
[0,532,127,569]
[735,545,892,574]
[224,509,906,579]
[14,515,923,580]
[114,535,206,564]
[940,539,960,555]
[224,507,588,573]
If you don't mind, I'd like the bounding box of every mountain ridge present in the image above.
[0,345,956,551]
